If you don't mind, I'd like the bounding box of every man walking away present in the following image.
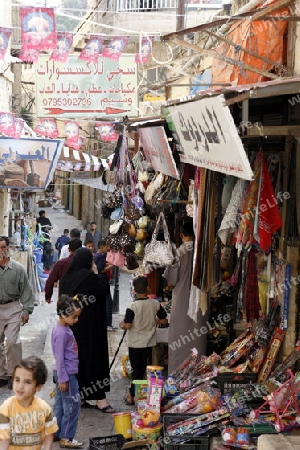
[60,228,81,260]
[45,238,82,304]
[85,222,102,253]
[55,229,70,259]
[0,236,35,389]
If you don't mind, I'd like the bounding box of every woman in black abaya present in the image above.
[60,247,116,413]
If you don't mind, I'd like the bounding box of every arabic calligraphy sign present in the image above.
[35,54,138,118]
[163,95,253,180]
[0,137,63,189]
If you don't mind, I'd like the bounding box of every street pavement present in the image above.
[0,202,135,449]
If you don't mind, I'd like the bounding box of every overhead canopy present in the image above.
[71,176,114,191]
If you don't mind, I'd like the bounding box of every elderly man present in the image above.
[0,236,34,388]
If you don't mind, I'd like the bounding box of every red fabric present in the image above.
[258,155,282,251]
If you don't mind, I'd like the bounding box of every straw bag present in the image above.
[143,212,174,267]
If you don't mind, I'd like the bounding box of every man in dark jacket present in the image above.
[45,238,82,303]
[85,222,102,253]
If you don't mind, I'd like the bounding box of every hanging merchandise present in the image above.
[143,212,174,269]
[236,153,282,252]
[124,196,141,221]
[144,172,165,206]
[106,250,125,267]
[244,247,261,322]
[286,142,299,246]
[125,252,139,271]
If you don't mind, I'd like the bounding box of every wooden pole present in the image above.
[171,37,280,80]
[176,0,185,31]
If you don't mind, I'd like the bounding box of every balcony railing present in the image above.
[116,0,223,11]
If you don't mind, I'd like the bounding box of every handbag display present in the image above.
[144,172,165,205]
[143,212,175,267]
[106,250,125,266]
[125,253,139,271]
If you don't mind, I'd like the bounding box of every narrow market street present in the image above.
[0,205,134,448]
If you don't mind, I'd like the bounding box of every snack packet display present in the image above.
[147,375,163,412]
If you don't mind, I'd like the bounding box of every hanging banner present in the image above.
[135,36,154,64]
[79,35,104,63]
[35,55,138,118]
[34,118,59,138]
[0,137,63,189]
[20,7,56,50]
[0,28,12,61]
[50,32,73,63]
[102,36,129,61]
[138,126,179,179]
[163,95,253,180]
[96,122,118,142]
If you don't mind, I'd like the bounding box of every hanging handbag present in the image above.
[110,207,124,221]
[125,253,139,271]
[124,196,141,221]
[106,250,125,266]
[143,212,174,267]
[144,172,165,205]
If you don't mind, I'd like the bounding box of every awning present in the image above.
[71,176,114,192]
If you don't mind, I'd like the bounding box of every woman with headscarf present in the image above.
[60,247,116,413]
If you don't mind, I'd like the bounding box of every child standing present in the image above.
[51,295,83,449]
[119,276,168,406]
[0,355,58,450]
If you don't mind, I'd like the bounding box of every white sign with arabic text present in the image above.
[35,54,138,118]
[163,95,253,180]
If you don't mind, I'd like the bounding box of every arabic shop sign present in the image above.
[163,95,253,180]
[35,54,138,118]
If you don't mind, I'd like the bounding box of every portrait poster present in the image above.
[50,32,73,63]
[79,35,104,63]
[0,113,18,138]
[34,118,59,138]
[20,7,56,50]
[0,27,12,61]
[135,36,154,64]
[102,36,129,61]
[96,122,118,142]
[0,137,63,189]
[138,126,179,179]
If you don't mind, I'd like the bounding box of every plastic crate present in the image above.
[164,436,210,450]
[217,372,257,394]
[163,414,210,450]
[89,434,126,450]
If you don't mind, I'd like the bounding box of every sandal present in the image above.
[124,395,135,406]
[81,401,93,408]
[94,404,116,414]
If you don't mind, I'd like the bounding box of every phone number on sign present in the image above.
[42,97,92,107]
